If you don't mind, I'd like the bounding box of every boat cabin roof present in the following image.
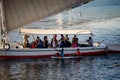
[20,29,92,35]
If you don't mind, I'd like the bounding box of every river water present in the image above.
[1,0,120,80]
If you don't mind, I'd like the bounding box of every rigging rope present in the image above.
[68,8,74,26]
[79,4,90,31]
[79,3,83,19]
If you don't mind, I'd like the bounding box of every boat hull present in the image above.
[0,47,106,59]
[107,44,120,53]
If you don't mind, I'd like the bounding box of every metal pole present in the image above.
[0,0,2,48]
[1,0,8,43]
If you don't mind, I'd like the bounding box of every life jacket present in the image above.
[76,50,81,56]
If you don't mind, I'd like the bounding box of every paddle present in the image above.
[53,48,61,52]
[61,48,64,57]
[53,48,64,57]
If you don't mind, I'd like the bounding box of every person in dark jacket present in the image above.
[43,36,48,48]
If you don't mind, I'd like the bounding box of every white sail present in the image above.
[20,28,92,35]
[0,0,93,32]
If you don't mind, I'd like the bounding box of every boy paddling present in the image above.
[76,48,81,56]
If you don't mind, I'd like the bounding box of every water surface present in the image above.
[0,54,120,80]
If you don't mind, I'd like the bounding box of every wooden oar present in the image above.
[53,48,64,57]
[53,48,61,52]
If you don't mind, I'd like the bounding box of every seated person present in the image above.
[72,35,78,46]
[71,48,81,56]
[59,38,65,48]
[23,34,29,48]
[31,41,37,48]
[37,40,43,48]
[36,36,42,43]
[1,39,5,44]
[64,39,71,47]
[43,36,49,48]
[51,34,58,48]
[65,34,69,41]
[72,39,78,48]
[87,37,93,47]
[26,40,31,48]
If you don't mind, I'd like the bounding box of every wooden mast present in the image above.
[1,0,8,43]
[0,0,2,48]
[0,0,8,48]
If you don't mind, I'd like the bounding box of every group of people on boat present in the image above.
[24,34,93,48]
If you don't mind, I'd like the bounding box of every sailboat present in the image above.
[0,0,107,59]
[0,28,107,59]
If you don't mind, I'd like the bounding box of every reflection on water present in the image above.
[0,54,120,80]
